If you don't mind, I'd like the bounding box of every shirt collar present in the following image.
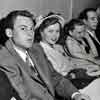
[13,45,27,62]
[40,41,54,50]
[86,29,96,38]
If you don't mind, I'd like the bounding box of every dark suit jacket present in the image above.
[0,40,78,100]
[95,17,100,42]
[31,43,78,99]
[0,69,22,100]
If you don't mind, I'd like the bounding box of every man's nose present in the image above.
[95,18,98,23]
[28,31,34,37]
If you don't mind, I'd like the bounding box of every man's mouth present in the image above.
[27,38,33,42]
[51,38,57,42]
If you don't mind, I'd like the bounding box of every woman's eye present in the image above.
[30,27,34,31]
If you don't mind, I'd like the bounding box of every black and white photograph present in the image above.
[0,0,100,100]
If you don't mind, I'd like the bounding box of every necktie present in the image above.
[26,52,51,94]
[26,53,45,85]
[26,53,38,76]
[82,37,91,53]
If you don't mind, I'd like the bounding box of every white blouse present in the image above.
[40,41,73,76]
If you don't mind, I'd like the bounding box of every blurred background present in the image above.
[0,0,100,22]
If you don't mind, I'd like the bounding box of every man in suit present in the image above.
[78,8,100,57]
[0,10,90,100]
[95,6,100,43]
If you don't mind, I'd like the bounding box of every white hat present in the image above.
[35,13,65,29]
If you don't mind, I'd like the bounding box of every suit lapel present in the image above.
[28,47,54,95]
[5,40,42,83]
[88,31,100,45]
[6,40,54,96]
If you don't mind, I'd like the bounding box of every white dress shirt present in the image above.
[13,45,34,67]
[13,45,27,62]
[85,30,98,57]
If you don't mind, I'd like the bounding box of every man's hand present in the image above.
[73,93,91,100]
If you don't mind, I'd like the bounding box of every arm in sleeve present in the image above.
[47,60,79,99]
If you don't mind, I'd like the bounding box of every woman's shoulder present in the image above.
[53,44,65,54]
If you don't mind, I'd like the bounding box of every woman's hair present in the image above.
[34,16,62,43]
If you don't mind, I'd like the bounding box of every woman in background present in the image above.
[34,12,72,76]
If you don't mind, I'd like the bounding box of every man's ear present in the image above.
[40,31,44,38]
[5,28,13,38]
[69,30,72,35]
[83,19,87,25]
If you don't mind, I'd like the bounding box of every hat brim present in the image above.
[35,14,65,29]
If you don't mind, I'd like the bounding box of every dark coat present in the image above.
[0,69,22,100]
[0,40,78,100]
[31,43,78,99]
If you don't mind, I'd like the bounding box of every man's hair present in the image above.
[64,18,84,33]
[78,8,96,20]
[0,17,8,46]
[5,10,35,29]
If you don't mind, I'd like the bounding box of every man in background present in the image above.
[78,8,100,57]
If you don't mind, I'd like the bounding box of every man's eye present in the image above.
[48,30,53,33]
[21,27,26,30]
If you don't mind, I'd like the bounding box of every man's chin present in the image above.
[50,41,57,45]
[92,26,97,30]
[25,44,32,49]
